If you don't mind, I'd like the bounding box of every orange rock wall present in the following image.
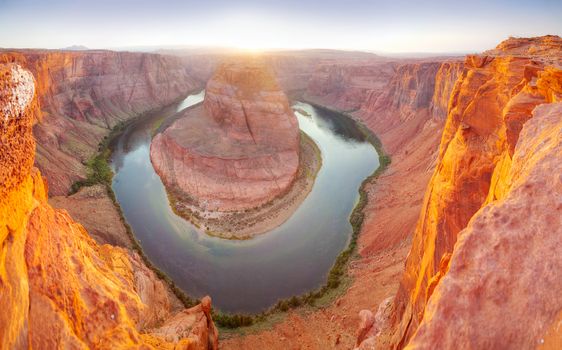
[405,100,562,349]
[385,36,562,349]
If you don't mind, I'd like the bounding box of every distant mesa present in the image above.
[61,45,89,51]
[150,62,301,214]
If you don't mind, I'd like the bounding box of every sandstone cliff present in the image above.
[356,60,463,153]
[303,56,463,154]
[151,62,300,212]
[404,101,562,349]
[0,63,218,349]
[357,35,562,349]
[0,50,215,195]
[305,60,398,112]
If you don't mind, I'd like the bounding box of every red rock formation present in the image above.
[357,35,562,349]
[406,101,562,349]
[357,60,463,153]
[0,50,215,195]
[151,62,300,211]
[0,63,218,349]
[484,34,562,56]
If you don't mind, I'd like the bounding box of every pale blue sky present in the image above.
[0,0,560,52]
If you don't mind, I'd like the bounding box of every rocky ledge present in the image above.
[150,62,315,238]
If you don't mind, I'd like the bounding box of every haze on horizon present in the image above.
[1,0,560,54]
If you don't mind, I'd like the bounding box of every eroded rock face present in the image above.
[484,34,562,56]
[151,62,300,211]
[357,60,463,153]
[303,57,463,155]
[0,63,38,349]
[405,101,562,349]
[306,60,398,111]
[0,50,215,195]
[0,63,218,349]
[49,184,133,247]
[356,35,562,349]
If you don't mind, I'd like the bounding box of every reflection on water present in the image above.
[111,95,379,313]
[311,107,367,143]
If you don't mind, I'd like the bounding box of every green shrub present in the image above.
[213,312,255,328]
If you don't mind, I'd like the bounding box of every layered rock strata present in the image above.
[305,60,398,111]
[151,62,300,213]
[0,63,218,349]
[358,35,562,349]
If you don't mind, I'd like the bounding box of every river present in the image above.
[111,91,379,313]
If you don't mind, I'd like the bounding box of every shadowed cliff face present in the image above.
[357,60,463,153]
[0,50,215,195]
[0,63,218,349]
[355,35,562,349]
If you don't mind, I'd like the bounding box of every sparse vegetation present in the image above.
[69,121,126,194]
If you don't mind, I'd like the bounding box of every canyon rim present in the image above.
[1,1,561,349]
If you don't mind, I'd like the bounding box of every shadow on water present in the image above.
[111,94,379,313]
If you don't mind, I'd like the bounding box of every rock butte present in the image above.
[151,62,301,212]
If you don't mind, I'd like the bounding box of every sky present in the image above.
[0,0,560,53]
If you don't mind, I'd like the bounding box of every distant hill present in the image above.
[61,45,89,51]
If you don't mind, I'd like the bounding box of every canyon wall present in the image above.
[303,56,463,154]
[357,60,463,153]
[165,48,384,95]
[305,60,398,111]
[357,35,562,349]
[0,63,218,349]
[0,50,215,195]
